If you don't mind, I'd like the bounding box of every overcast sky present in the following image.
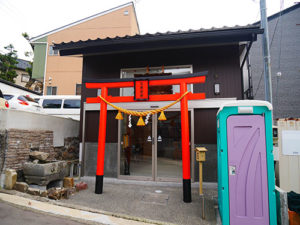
[0,0,296,60]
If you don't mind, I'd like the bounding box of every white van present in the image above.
[38,95,81,120]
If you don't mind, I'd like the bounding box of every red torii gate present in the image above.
[85,72,207,203]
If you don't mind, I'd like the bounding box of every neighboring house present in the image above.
[30,2,139,95]
[55,25,263,182]
[14,59,43,93]
[14,59,31,87]
[250,3,300,119]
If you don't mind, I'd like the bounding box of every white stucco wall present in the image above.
[0,82,40,97]
[0,109,79,146]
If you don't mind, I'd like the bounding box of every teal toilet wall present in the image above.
[217,104,277,225]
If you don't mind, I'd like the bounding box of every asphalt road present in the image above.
[0,201,89,225]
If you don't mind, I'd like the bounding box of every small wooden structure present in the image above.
[194,147,207,195]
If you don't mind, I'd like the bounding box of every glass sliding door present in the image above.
[156,111,182,181]
[119,114,154,179]
[119,109,193,182]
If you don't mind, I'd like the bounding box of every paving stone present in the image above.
[27,187,40,196]
[48,187,70,200]
[14,182,29,192]
[40,190,48,198]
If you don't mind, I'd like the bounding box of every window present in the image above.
[47,86,57,95]
[17,95,28,102]
[21,74,30,82]
[63,99,80,109]
[120,65,193,96]
[3,95,13,100]
[42,99,62,108]
[23,95,38,103]
[75,84,81,95]
[49,45,59,56]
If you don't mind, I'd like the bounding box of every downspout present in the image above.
[240,41,253,69]
[247,56,254,99]
[240,39,254,99]
[43,43,49,95]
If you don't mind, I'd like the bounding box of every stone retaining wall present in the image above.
[0,129,79,171]
[0,130,7,173]
[4,129,54,170]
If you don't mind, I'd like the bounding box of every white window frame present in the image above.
[47,86,57,95]
[120,65,193,96]
[49,45,59,56]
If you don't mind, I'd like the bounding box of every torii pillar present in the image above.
[85,72,207,203]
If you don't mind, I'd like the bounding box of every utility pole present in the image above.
[260,0,273,104]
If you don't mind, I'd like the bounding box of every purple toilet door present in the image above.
[227,115,269,225]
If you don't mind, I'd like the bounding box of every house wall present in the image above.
[14,69,29,87]
[250,6,300,119]
[32,37,48,80]
[194,108,218,182]
[0,81,41,97]
[42,5,139,95]
[80,44,242,181]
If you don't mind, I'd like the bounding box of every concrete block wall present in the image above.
[84,142,118,177]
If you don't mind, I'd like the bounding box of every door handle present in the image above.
[229,165,236,175]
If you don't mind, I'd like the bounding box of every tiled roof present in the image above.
[57,24,260,47]
[16,59,31,70]
[54,24,263,56]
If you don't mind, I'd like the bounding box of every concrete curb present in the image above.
[0,190,174,225]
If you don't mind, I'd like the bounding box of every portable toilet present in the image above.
[216,100,276,225]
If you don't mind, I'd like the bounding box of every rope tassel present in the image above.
[137,116,145,126]
[158,111,167,121]
[115,111,123,120]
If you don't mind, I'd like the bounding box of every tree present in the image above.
[0,44,18,82]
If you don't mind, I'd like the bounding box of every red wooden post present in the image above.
[180,82,191,203]
[86,74,207,200]
[95,87,108,194]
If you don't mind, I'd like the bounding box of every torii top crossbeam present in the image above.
[84,71,207,203]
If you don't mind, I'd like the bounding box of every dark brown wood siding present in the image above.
[194,109,218,144]
[84,110,118,143]
[80,44,241,142]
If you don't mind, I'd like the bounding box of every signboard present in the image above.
[282,130,300,155]
[134,80,149,101]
